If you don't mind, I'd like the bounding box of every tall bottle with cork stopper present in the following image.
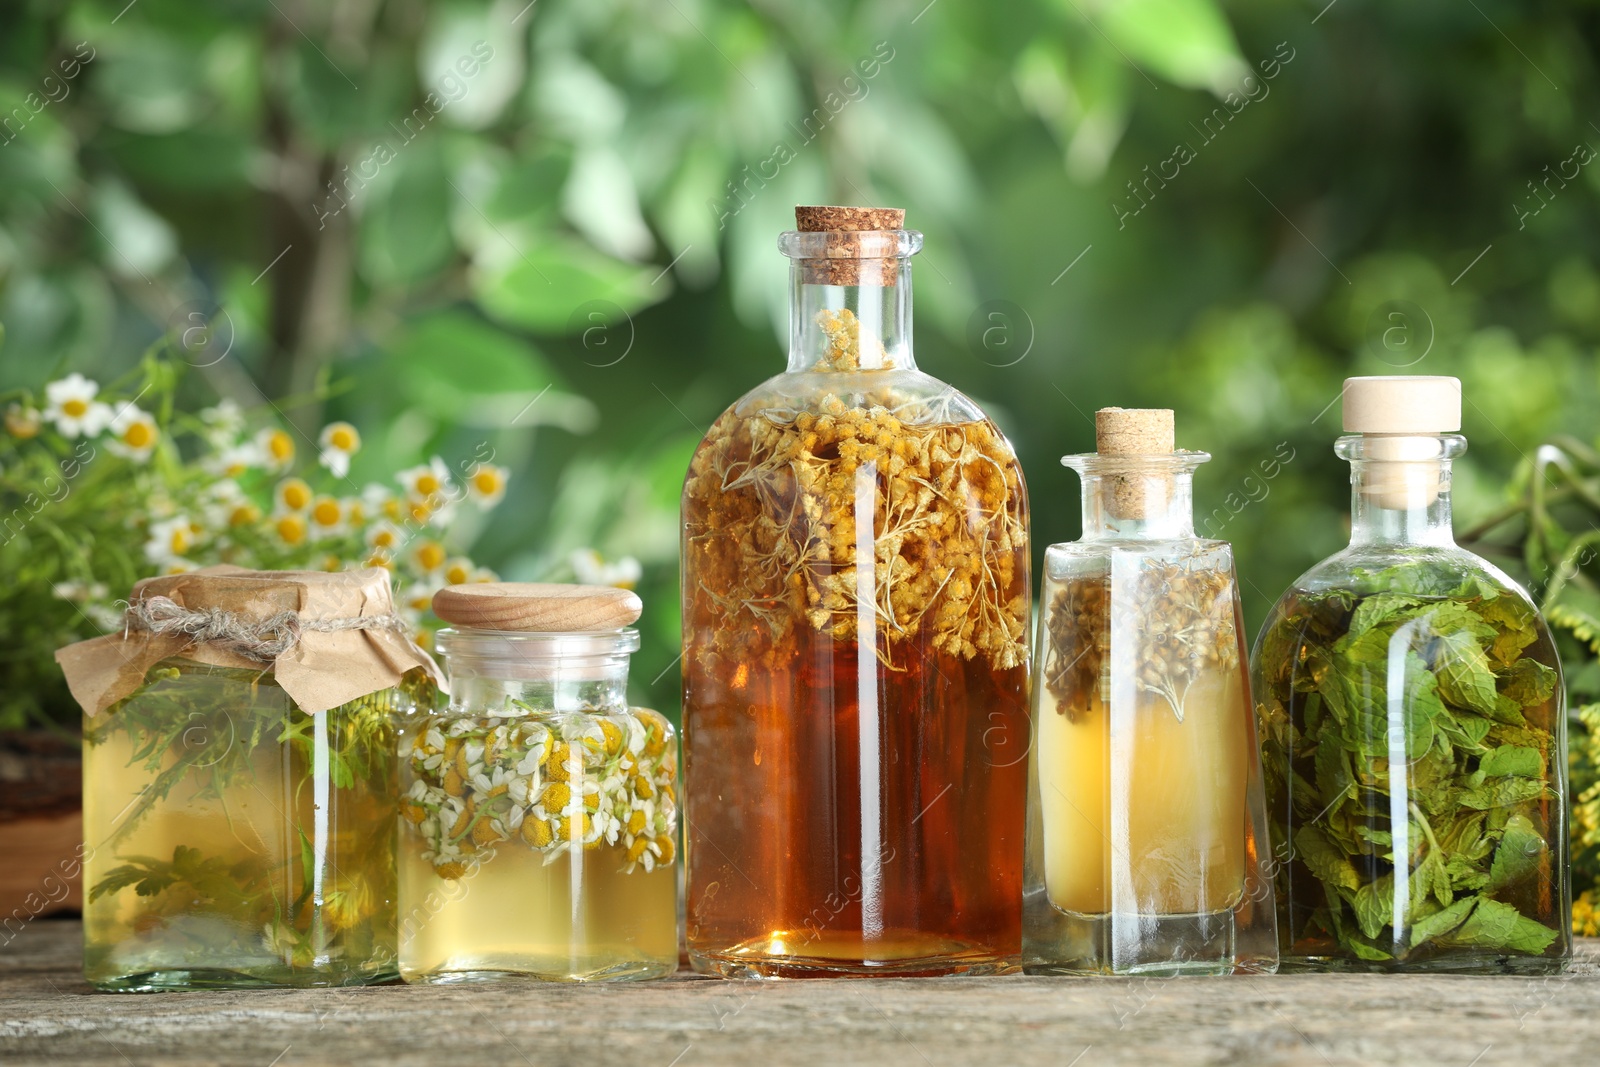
[396,583,679,982]
[1023,408,1278,975]
[1253,376,1570,972]
[680,206,1031,976]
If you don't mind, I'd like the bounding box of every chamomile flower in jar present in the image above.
[396,582,678,983]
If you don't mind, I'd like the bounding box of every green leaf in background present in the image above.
[1095,0,1247,95]
[386,311,595,431]
[473,236,665,332]
[358,145,453,286]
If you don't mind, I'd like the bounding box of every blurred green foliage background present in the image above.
[1,0,1598,721]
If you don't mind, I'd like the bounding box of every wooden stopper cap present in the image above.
[1095,408,1175,521]
[1342,378,1460,509]
[1095,407,1175,455]
[432,582,642,632]
[1342,376,1462,433]
[794,205,904,286]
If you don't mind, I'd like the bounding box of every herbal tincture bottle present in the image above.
[681,206,1031,977]
[60,568,439,991]
[1023,409,1278,975]
[397,583,678,982]
[1254,377,1570,973]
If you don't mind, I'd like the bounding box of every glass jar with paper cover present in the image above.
[59,568,439,991]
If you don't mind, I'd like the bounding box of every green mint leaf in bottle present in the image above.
[1252,376,1570,973]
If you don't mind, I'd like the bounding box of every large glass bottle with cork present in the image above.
[1253,376,1570,972]
[680,206,1031,977]
[1023,408,1278,975]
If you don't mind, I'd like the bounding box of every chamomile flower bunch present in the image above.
[3,358,514,732]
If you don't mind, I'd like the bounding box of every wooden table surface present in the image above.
[2,920,1598,1066]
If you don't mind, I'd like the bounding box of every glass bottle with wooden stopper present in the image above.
[680,205,1031,977]
[396,582,679,983]
[1024,408,1278,975]
[1253,377,1569,973]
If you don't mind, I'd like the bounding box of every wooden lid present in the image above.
[1342,376,1461,433]
[431,582,642,632]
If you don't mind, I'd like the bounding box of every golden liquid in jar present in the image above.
[1039,669,1249,917]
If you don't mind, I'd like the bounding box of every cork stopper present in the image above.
[1342,376,1461,434]
[432,582,642,633]
[1095,408,1176,521]
[794,205,905,286]
[1095,408,1175,456]
[1342,377,1461,510]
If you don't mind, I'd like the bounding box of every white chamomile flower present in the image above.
[51,581,107,603]
[44,373,114,438]
[570,548,642,590]
[464,461,509,506]
[206,442,262,479]
[274,477,314,514]
[442,557,475,586]
[507,776,538,806]
[255,426,296,471]
[398,456,454,504]
[317,421,361,478]
[144,515,196,564]
[364,519,404,555]
[307,494,346,537]
[199,399,245,444]
[363,483,404,523]
[107,404,159,462]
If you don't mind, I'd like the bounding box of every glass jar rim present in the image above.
[435,627,640,662]
[777,230,923,260]
[1335,432,1467,461]
[1060,450,1211,475]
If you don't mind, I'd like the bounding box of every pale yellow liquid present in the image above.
[82,673,397,990]
[398,842,677,981]
[1039,670,1248,917]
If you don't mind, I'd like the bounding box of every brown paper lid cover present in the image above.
[55,567,441,716]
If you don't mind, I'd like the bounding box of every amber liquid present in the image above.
[683,628,1028,976]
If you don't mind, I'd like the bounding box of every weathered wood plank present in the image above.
[2,921,1597,1067]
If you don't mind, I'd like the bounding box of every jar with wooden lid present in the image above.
[1024,409,1278,975]
[1253,377,1569,972]
[397,582,678,983]
[57,568,439,991]
[680,206,1031,977]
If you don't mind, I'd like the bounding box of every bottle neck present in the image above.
[1339,434,1465,549]
[788,259,914,373]
[1075,465,1200,541]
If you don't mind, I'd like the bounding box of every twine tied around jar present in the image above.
[123,594,410,662]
